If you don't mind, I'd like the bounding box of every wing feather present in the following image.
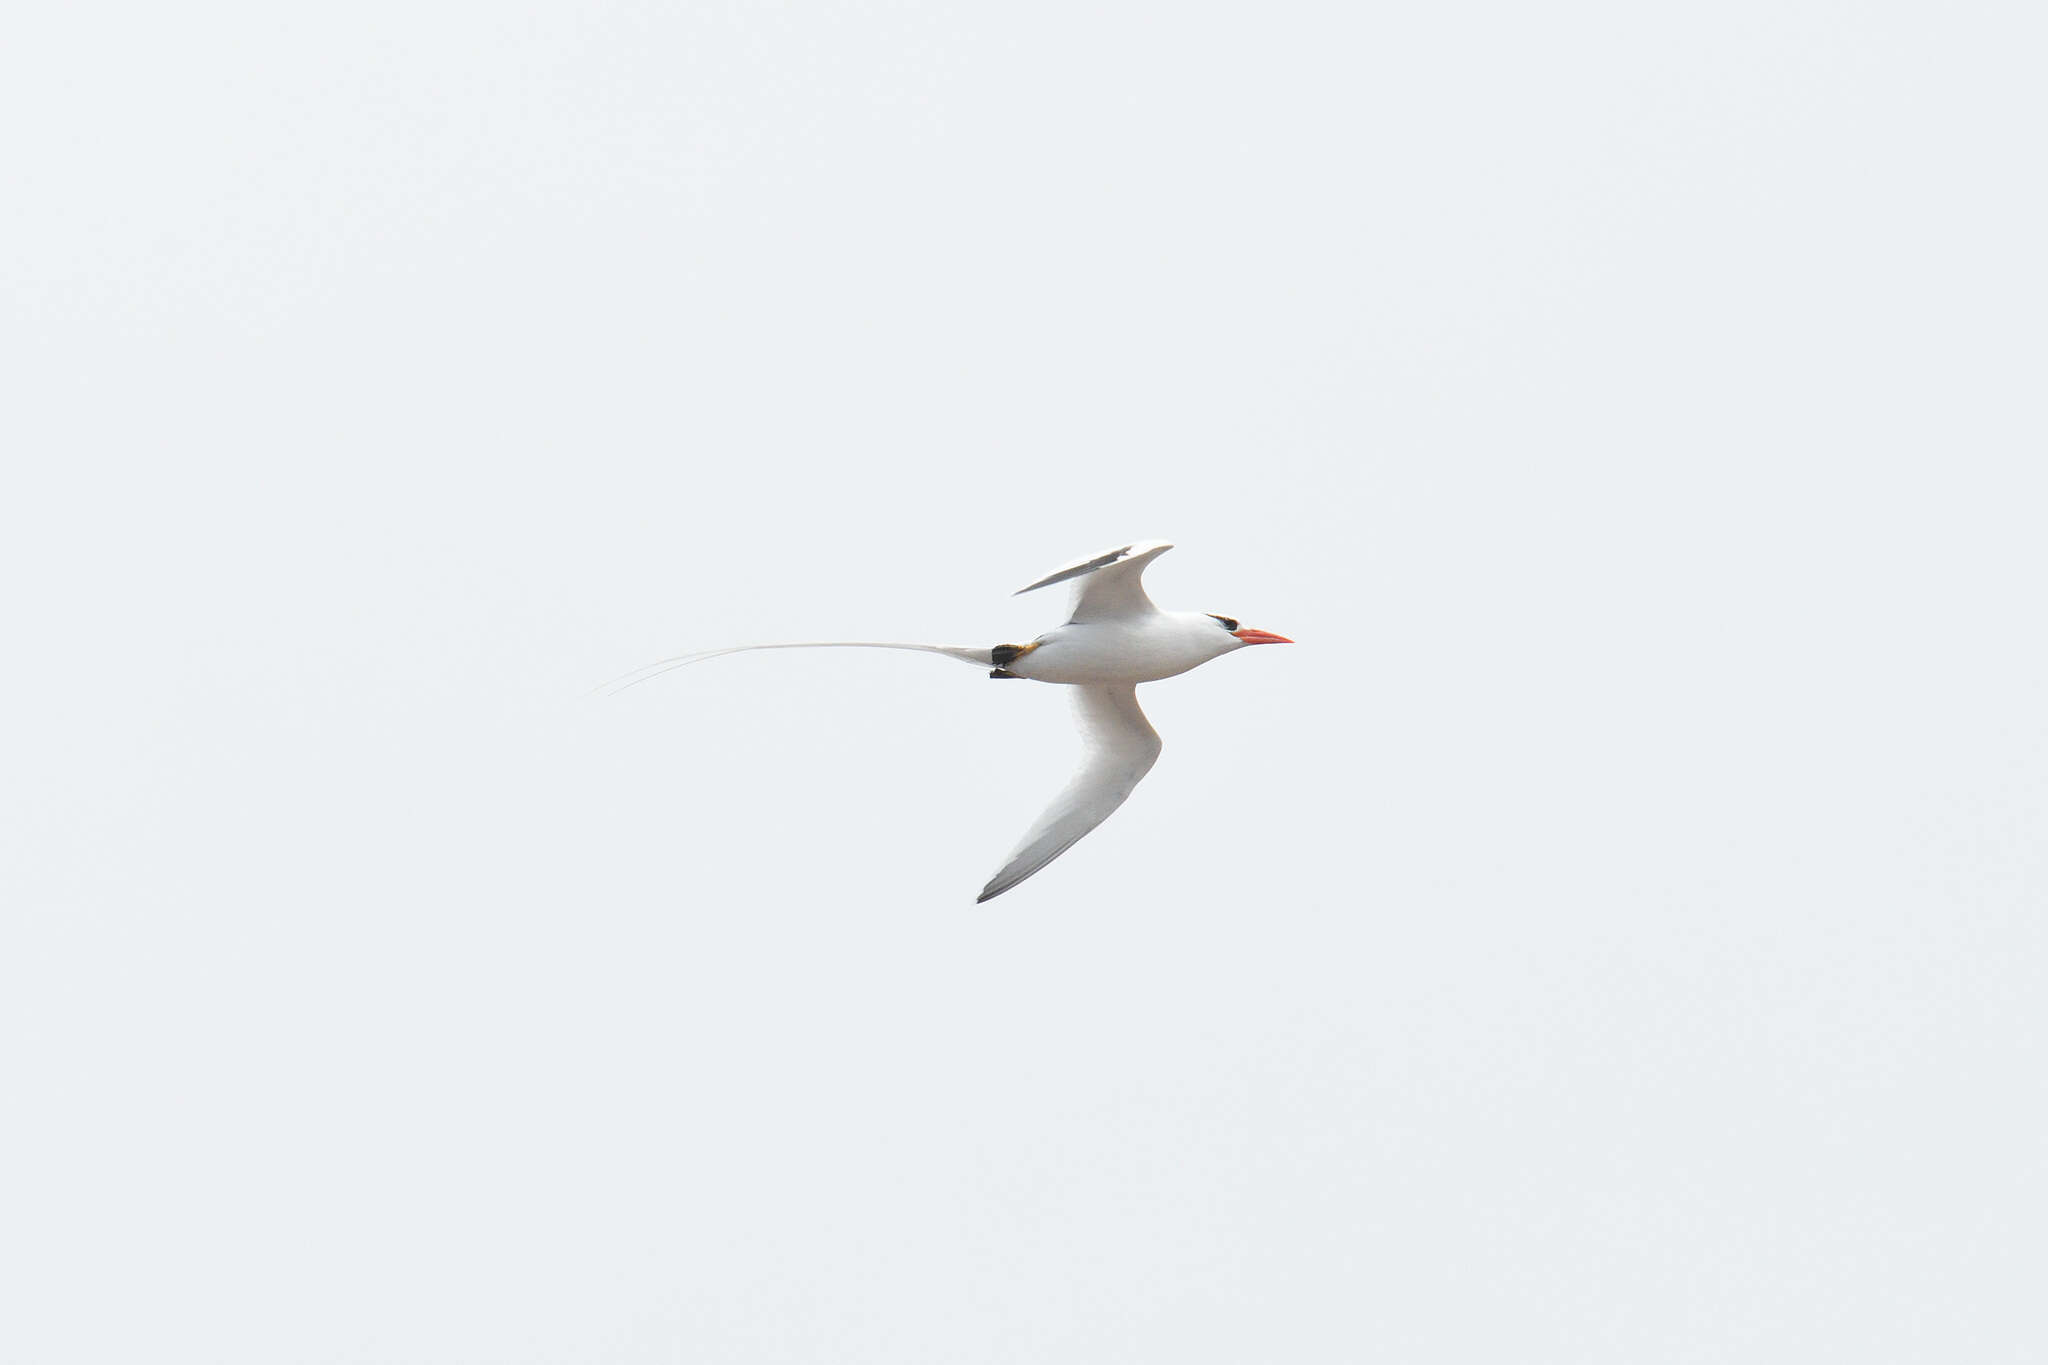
[1012,540,1173,623]
[977,684,1163,902]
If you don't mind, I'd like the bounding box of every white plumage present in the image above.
[606,541,1291,902]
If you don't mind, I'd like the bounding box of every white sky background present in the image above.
[3,1,2043,1360]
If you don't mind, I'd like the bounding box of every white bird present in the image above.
[608,541,1292,902]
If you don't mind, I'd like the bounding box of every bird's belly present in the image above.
[1008,625,1213,684]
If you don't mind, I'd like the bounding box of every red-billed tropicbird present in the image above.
[609,541,1291,902]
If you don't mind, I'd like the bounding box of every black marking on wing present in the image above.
[991,643,1026,667]
[1012,544,1135,597]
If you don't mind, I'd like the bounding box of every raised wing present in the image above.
[1012,540,1173,623]
[977,684,1163,903]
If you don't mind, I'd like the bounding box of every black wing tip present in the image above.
[976,876,1020,902]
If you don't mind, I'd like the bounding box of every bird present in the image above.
[607,541,1292,902]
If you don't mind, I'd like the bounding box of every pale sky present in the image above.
[3,2,2043,1362]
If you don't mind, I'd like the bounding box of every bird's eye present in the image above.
[1208,614,1240,632]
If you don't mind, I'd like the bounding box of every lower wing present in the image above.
[978,684,1163,903]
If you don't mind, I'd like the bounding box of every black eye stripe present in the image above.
[1207,614,1240,632]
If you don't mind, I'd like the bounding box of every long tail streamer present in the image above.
[594,641,992,696]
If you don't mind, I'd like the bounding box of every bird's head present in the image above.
[1206,614,1293,649]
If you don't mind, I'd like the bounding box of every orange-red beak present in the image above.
[1231,627,1293,645]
